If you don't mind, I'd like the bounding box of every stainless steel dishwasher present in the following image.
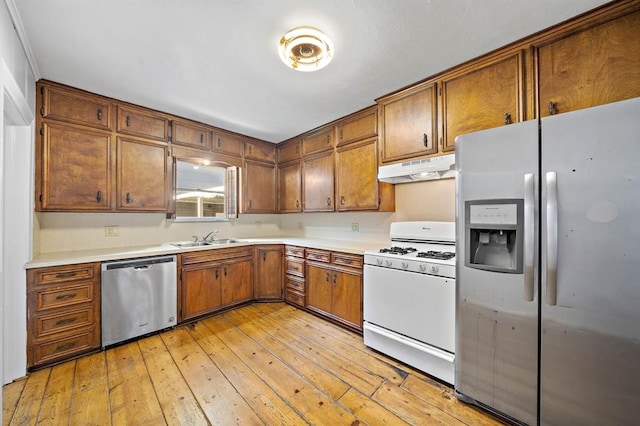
[101,255,177,348]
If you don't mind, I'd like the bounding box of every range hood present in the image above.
[378,154,456,184]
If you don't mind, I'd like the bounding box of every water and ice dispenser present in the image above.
[465,199,523,273]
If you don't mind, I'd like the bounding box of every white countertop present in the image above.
[26,237,389,269]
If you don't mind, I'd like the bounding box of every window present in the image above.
[174,159,238,221]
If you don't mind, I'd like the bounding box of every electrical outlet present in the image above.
[105,225,119,237]
[351,223,359,232]
[255,221,263,229]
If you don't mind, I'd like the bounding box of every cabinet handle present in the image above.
[126,192,131,204]
[548,102,557,115]
[96,190,102,203]
[200,133,204,144]
[40,107,45,117]
[55,271,77,279]
[126,115,131,126]
[326,197,331,206]
[296,200,299,208]
[504,112,512,125]
[263,253,266,262]
[97,109,103,121]
[55,318,77,326]
[215,269,219,279]
[333,273,337,284]
[56,342,77,352]
[224,267,227,277]
[55,293,77,301]
[249,145,252,154]
[325,272,330,282]
[249,200,252,209]
[423,134,428,147]
[340,196,345,205]
[217,138,221,148]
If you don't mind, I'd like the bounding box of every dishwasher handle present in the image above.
[102,255,176,271]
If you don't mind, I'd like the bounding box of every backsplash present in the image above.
[35,179,454,255]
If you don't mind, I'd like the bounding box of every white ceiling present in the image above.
[13,0,610,143]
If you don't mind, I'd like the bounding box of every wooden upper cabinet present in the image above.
[303,151,334,212]
[441,52,524,152]
[337,108,377,146]
[171,119,211,150]
[302,126,335,156]
[39,122,112,211]
[245,140,276,163]
[116,105,169,141]
[212,131,244,157]
[39,84,112,130]
[116,137,170,211]
[244,160,276,213]
[536,9,640,118]
[277,139,301,163]
[378,82,438,164]
[278,160,302,213]
[335,137,380,211]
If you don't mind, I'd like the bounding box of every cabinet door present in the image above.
[278,160,302,213]
[336,138,379,211]
[39,122,112,211]
[220,258,252,306]
[306,264,333,314]
[441,52,524,152]
[117,138,169,211]
[303,151,334,212]
[212,132,244,157]
[302,126,335,156]
[332,270,363,330]
[537,10,640,118]
[180,266,222,321]
[245,140,276,163]
[379,82,438,163]
[277,139,301,163]
[244,160,276,213]
[172,120,211,150]
[337,108,377,146]
[116,106,169,141]
[255,246,283,300]
[40,84,112,130]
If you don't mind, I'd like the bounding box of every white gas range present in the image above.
[363,221,456,384]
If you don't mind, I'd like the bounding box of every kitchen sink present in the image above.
[171,239,245,248]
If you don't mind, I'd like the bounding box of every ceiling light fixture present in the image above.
[278,26,334,72]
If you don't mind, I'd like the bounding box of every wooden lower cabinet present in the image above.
[254,245,284,300]
[284,245,306,308]
[305,249,363,331]
[27,262,101,369]
[179,247,253,322]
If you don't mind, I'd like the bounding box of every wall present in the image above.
[1,0,37,385]
[38,178,456,252]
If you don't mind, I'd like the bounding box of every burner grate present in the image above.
[379,246,417,255]
[416,251,455,260]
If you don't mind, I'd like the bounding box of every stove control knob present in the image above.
[385,260,393,267]
[419,264,427,272]
[376,258,383,265]
[430,265,439,274]
[401,261,409,269]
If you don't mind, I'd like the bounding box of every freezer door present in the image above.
[541,97,640,425]
[455,120,539,425]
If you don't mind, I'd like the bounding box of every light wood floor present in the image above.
[3,302,504,425]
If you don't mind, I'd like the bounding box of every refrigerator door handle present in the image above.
[523,173,535,301]
[545,171,558,306]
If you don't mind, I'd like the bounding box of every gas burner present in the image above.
[379,246,418,255]
[417,251,456,260]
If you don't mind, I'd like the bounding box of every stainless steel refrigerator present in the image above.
[454,97,640,425]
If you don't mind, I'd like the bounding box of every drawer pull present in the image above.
[55,272,77,279]
[55,318,77,326]
[55,293,77,301]
[55,342,77,352]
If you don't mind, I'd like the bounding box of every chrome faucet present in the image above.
[202,230,219,242]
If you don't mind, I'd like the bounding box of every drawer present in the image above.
[285,245,305,258]
[285,276,305,292]
[286,257,305,277]
[117,105,169,141]
[245,140,276,162]
[30,263,97,286]
[40,85,112,130]
[35,283,94,311]
[284,288,305,307]
[35,306,95,338]
[32,329,98,366]
[306,249,331,263]
[180,247,253,266]
[332,253,363,269]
